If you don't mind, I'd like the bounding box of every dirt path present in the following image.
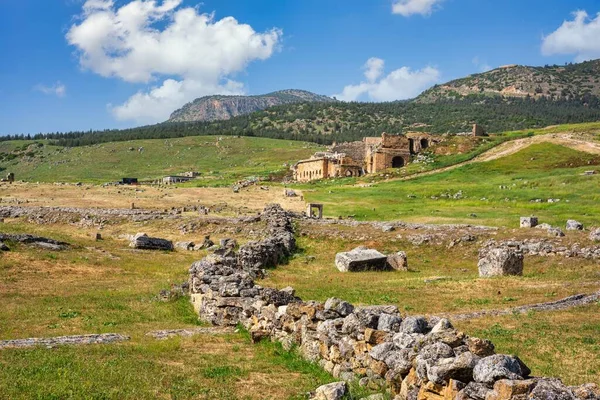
[380,133,600,184]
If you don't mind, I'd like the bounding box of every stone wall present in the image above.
[189,204,599,400]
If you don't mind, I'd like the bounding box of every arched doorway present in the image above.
[420,139,429,149]
[392,156,405,168]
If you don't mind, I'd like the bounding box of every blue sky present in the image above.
[1,0,599,135]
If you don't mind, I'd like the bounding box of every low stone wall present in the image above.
[483,239,600,260]
[189,205,599,399]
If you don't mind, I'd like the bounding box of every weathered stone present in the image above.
[529,378,576,400]
[378,313,403,332]
[571,383,600,399]
[467,337,495,357]
[365,328,391,345]
[478,247,523,277]
[387,251,409,271]
[485,379,538,400]
[400,316,429,334]
[175,241,195,251]
[473,355,525,385]
[335,247,388,272]
[130,233,174,251]
[369,342,395,361]
[548,227,566,237]
[393,332,427,350]
[427,352,480,385]
[566,220,584,231]
[431,318,453,333]
[384,348,417,374]
[324,297,355,317]
[461,382,493,400]
[313,381,347,400]
[0,241,9,251]
[589,228,600,242]
[520,217,538,228]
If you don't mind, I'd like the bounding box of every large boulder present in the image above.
[590,228,600,242]
[335,247,388,272]
[130,233,174,251]
[478,247,523,277]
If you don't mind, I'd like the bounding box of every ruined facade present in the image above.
[293,132,435,182]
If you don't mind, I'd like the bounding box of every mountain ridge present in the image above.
[168,89,335,122]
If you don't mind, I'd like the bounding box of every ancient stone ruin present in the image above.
[293,132,438,182]
[478,246,524,277]
[129,233,174,251]
[188,204,598,399]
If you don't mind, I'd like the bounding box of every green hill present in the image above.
[301,142,600,227]
[0,136,323,184]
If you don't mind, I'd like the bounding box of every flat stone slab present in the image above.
[335,247,388,272]
[145,327,234,340]
[0,333,130,349]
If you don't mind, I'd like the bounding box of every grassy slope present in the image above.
[302,142,600,227]
[0,136,323,185]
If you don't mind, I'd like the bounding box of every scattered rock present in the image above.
[520,216,538,228]
[129,233,174,251]
[335,247,388,272]
[312,382,347,400]
[566,220,584,231]
[478,247,523,277]
[386,251,408,271]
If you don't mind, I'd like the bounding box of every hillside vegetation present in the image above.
[300,142,600,227]
[0,136,322,184]
[417,59,600,102]
[4,60,600,148]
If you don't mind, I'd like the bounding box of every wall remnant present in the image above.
[188,204,598,400]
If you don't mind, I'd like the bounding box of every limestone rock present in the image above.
[529,378,576,400]
[566,220,584,231]
[520,217,538,228]
[335,247,388,272]
[378,313,402,332]
[312,381,347,400]
[386,251,408,271]
[478,247,523,277]
[130,233,174,251]
[400,316,428,334]
[175,241,195,251]
[466,337,495,357]
[324,297,354,317]
[473,354,525,385]
[589,228,600,242]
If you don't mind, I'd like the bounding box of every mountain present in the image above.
[168,89,335,122]
[416,59,600,103]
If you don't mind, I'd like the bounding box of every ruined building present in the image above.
[293,132,435,182]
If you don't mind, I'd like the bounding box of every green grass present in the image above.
[302,143,600,226]
[0,136,323,185]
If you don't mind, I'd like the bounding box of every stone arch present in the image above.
[392,156,405,168]
[345,170,353,177]
[420,138,429,150]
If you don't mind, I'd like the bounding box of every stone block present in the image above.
[478,247,523,277]
[519,216,538,228]
[387,251,408,271]
[566,220,584,231]
[335,247,388,272]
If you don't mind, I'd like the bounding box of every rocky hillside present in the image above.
[168,89,334,122]
[417,59,600,103]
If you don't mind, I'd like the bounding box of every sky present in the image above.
[1,0,600,135]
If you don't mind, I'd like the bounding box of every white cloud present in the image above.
[35,82,67,98]
[392,0,445,17]
[472,56,492,73]
[542,10,600,61]
[67,0,282,123]
[333,58,440,102]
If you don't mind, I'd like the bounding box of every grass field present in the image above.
[0,222,354,400]
[260,228,600,386]
[301,143,600,226]
[0,136,323,185]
